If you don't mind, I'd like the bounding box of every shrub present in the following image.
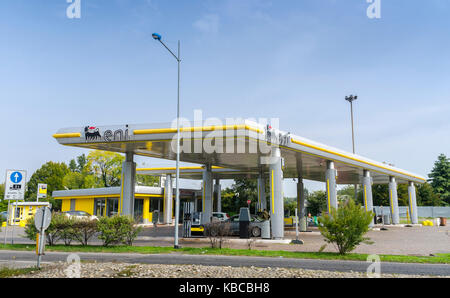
[24,212,63,246]
[97,215,141,247]
[204,222,231,249]
[318,199,374,255]
[24,217,38,241]
[53,214,77,246]
[72,218,98,246]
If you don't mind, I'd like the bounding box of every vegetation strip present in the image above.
[0,266,38,278]
[0,244,449,265]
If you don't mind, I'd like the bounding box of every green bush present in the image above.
[97,215,141,247]
[24,212,62,246]
[72,218,98,246]
[318,199,374,255]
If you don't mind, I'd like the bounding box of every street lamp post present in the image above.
[152,33,181,249]
[345,95,358,201]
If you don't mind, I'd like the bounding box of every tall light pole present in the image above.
[345,95,358,201]
[152,33,181,249]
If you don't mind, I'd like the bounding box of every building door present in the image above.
[134,199,144,223]
[94,198,106,217]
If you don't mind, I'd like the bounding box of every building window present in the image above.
[94,198,106,217]
[107,198,118,217]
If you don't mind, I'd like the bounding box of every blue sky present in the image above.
[1,0,449,196]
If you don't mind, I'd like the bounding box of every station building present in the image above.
[3,202,51,227]
[53,185,201,224]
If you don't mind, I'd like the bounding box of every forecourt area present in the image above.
[52,119,426,239]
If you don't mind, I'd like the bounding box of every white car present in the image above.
[212,212,230,222]
[63,211,98,221]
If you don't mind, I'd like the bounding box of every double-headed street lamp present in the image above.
[345,94,358,200]
[152,33,181,249]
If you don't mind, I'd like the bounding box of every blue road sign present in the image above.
[10,171,23,184]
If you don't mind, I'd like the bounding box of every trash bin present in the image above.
[434,218,441,227]
[239,207,251,239]
[383,214,391,225]
[261,220,271,239]
[439,217,447,226]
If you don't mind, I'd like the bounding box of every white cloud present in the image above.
[193,14,220,34]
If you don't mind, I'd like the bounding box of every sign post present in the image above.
[3,170,27,245]
[34,206,52,269]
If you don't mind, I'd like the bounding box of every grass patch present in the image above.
[0,244,449,265]
[0,266,38,278]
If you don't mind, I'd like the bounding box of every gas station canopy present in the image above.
[53,119,426,185]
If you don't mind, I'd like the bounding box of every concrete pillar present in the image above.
[362,170,374,227]
[325,161,338,213]
[194,193,198,212]
[297,177,307,232]
[214,179,222,213]
[297,158,306,232]
[269,147,284,239]
[408,181,419,224]
[120,152,136,217]
[389,176,400,225]
[163,175,173,224]
[202,165,213,224]
[257,174,267,212]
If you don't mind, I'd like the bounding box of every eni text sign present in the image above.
[4,170,27,200]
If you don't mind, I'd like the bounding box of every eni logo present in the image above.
[84,125,129,142]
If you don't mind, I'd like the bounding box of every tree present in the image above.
[25,161,70,210]
[136,174,159,187]
[371,184,389,207]
[306,190,327,216]
[428,154,450,205]
[0,183,7,212]
[318,199,374,255]
[62,171,96,190]
[86,150,124,187]
[417,183,443,206]
[221,178,259,215]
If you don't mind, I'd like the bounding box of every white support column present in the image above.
[269,147,284,239]
[257,174,267,212]
[297,176,306,232]
[297,158,306,231]
[214,179,221,213]
[163,174,173,224]
[408,181,419,224]
[362,170,374,227]
[202,165,213,224]
[325,161,337,213]
[389,176,400,225]
[120,152,136,217]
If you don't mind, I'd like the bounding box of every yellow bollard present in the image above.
[36,233,40,255]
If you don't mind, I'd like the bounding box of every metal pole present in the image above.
[11,199,17,245]
[174,40,181,249]
[37,207,46,269]
[3,201,10,245]
[295,208,299,241]
[349,99,357,201]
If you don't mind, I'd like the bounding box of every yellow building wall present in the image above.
[75,198,94,215]
[4,204,49,227]
[61,199,71,212]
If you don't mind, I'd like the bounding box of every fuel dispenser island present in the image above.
[182,202,194,238]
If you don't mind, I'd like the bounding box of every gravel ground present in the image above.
[13,262,445,278]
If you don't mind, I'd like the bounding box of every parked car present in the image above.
[212,212,230,222]
[62,211,98,221]
[225,214,264,237]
